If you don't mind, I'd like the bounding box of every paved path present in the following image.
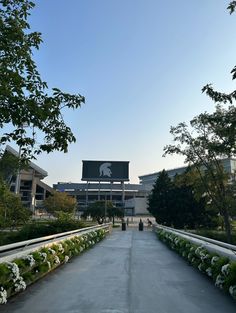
[1,229,235,313]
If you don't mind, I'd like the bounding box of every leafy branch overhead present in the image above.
[228,1,236,14]
[202,2,236,103]
[0,0,85,158]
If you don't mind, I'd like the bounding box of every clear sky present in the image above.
[17,0,236,186]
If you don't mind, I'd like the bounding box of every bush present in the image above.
[0,218,87,246]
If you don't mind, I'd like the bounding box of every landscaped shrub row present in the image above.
[0,220,88,246]
[0,228,106,304]
[157,229,236,301]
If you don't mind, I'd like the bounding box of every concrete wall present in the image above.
[125,197,149,215]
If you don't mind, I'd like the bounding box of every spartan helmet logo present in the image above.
[99,162,112,177]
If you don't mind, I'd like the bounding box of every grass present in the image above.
[189,229,236,245]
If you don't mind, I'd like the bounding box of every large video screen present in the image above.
[82,160,129,181]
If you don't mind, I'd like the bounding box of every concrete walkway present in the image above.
[1,229,236,313]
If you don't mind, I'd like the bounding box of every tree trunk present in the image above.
[222,210,232,244]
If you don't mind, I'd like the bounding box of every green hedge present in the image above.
[157,229,236,301]
[0,220,88,245]
[0,228,106,304]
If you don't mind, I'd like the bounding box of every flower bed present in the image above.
[157,229,236,301]
[0,228,106,304]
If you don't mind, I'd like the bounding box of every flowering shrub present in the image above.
[0,287,7,304]
[0,228,107,304]
[157,229,236,301]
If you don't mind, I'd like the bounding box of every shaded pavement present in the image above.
[0,229,235,313]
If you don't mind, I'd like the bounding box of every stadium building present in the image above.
[53,160,150,216]
[2,146,53,212]
[138,158,236,191]
[54,158,236,216]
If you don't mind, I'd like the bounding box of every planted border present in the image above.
[0,228,107,304]
[157,229,236,301]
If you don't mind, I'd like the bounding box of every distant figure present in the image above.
[126,218,129,226]
[139,218,144,231]
[147,218,152,227]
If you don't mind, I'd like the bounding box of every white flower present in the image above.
[195,246,204,256]
[54,256,60,265]
[6,262,20,282]
[200,253,210,261]
[206,267,212,277]
[22,255,35,267]
[211,256,219,265]
[198,263,204,272]
[215,274,225,289]
[221,264,230,276]
[48,248,56,255]
[14,277,26,292]
[64,256,69,263]
[47,261,51,269]
[229,285,236,299]
[0,287,7,304]
[57,244,64,253]
[174,239,179,245]
[39,252,47,263]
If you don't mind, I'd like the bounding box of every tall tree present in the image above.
[148,170,212,229]
[163,112,236,242]
[203,2,236,103]
[0,150,19,185]
[147,170,173,226]
[0,0,85,159]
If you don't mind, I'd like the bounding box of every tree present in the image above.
[148,170,212,229]
[107,206,124,225]
[202,2,236,103]
[82,201,114,224]
[172,171,218,229]
[148,170,174,226]
[0,178,31,227]
[163,111,236,242]
[0,150,18,185]
[228,1,236,14]
[0,0,85,159]
[43,191,77,216]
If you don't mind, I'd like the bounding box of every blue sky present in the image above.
[20,0,236,185]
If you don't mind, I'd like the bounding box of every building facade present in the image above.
[53,181,149,216]
[5,146,53,212]
[139,158,236,192]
